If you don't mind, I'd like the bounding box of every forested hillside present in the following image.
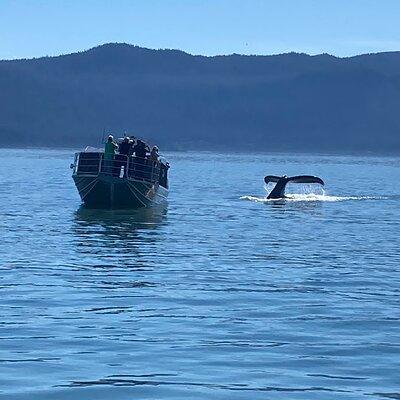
[1,43,400,153]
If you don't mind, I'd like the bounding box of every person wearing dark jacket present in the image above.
[116,137,132,177]
[119,137,132,156]
[133,139,149,159]
[150,146,159,162]
[133,139,149,178]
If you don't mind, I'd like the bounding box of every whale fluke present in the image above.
[264,175,324,199]
[286,175,324,185]
[264,175,282,184]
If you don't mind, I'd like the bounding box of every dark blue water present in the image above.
[1,149,399,399]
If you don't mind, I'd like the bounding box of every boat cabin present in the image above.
[72,149,169,189]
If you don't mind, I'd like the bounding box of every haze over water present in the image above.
[0,149,399,399]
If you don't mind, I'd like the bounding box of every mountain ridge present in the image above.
[0,43,399,153]
[3,42,400,62]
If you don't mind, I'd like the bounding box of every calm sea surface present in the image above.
[0,149,399,400]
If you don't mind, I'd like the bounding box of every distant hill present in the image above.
[1,43,400,153]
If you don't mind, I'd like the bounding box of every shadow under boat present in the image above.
[74,203,168,231]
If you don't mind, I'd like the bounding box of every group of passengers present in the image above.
[103,134,161,179]
[105,134,159,162]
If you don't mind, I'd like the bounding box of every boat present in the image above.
[71,146,169,209]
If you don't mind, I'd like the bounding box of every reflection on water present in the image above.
[74,204,168,232]
[72,204,168,268]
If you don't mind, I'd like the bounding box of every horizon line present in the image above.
[1,42,400,62]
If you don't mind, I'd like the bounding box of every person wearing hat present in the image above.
[119,136,131,156]
[104,135,118,174]
[132,139,149,159]
[150,145,159,163]
[117,136,133,177]
[132,139,150,179]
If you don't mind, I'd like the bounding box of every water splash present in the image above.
[240,194,381,203]
[241,185,384,203]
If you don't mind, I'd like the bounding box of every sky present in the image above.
[0,0,399,60]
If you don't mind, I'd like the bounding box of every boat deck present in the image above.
[72,152,169,189]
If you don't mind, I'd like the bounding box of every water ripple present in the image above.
[0,150,399,399]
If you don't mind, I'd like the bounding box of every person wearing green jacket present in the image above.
[104,135,118,174]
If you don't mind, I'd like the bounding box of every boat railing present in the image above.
[72,152,161,184]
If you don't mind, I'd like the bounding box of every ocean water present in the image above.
[0,149,399,400]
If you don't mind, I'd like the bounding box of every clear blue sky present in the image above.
[0,0,399,59]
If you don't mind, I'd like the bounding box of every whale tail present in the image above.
[264,175,324,199]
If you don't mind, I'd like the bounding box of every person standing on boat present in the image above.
[133,139,149,178]
[119,136,131,156]
[104,135,118,174]
[128,136,136,156]
[149,146,160,182]
[133,139,149,159]
[150,146,159,163]
[118,137,134,177]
